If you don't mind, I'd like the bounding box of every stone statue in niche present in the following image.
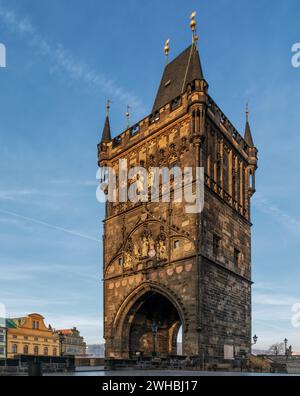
[128,226,168,263]
[148,168,155,188]
[123,252,134,271]
[136,171,146,195]
[148,236,156,258]
[157,230,167,261]
[141,227,157,259]
[157,240,167,261]
[141,236,150,257]
[134,244,140,259]
[123,237,136,271]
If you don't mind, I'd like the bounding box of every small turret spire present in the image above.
[244,103,254,147]
[101,99,112,143]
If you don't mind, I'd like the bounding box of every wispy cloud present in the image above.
[2,296,77,310]
[46,314,101,329]
[45,314,103,343]
[0,1,145,113]
[48,179,98,188]
[253,192,300,238]
[253,281,283,292]
[0,188,54,202]
[254,293,299,307]
[0,261,98,282]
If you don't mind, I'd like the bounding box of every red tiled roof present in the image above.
[57,329,73,335]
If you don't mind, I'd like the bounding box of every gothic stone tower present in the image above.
[98,37,258,364]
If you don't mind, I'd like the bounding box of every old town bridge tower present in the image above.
[98,15,258,364]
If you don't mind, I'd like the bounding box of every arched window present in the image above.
[32,320,39,329]
[174,240,180,250]
[12,344,18,354]
[192,110,196,134]
[34,346,39,355]
[249,169,255,191]
[53,348,57,356]
[44,347,48,356]
[23,345,29,355]
[100,167,109,185]
[232,167,237,200]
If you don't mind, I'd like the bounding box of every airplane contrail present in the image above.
[0,208,100,243]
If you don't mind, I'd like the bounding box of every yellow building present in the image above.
[7,313,59,358]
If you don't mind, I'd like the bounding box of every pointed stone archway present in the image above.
[112,283,186,359]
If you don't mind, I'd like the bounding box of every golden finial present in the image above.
[126,105,131,129]
[106,99,111,117]
[164,39,170,64]
[190,11,197,44]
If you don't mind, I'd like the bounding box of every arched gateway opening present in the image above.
[123,291,182,358]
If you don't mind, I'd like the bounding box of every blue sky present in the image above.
[0,0,300,350]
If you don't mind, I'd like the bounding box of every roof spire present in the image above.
[244,103,254,147]
[164,39,170,65]
[101,99,112,143]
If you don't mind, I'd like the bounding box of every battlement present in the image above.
[98,86,254,166]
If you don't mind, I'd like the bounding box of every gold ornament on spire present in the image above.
[190,11,198,45]
[126,105,131,129]
[106,99,111,117]
[164,39,170,64]
[246,103,249,122]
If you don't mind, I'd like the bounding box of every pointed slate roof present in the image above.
[245,119,254,147]
[152,44,204,112]
[101,116,111,143]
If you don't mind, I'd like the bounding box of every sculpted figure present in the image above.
[142,236,149,257]
[148,236,156,258]
[134,243,140,259]
[124,252,133,271]
[158,240,167,260]
[137,171,146,195]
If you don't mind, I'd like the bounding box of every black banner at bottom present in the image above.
[0,375,299,394]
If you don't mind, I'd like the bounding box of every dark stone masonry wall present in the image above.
[201,259,251,363]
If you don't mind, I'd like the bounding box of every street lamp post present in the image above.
[249,335,258,358]
[59,334,64,357]
[252,335,258,347]
[250,334,258,354]
[284,338,288,356]
[151,322,158,358]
